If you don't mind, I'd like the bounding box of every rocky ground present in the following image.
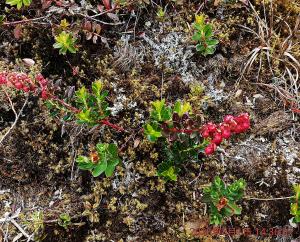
[0,0,299,241]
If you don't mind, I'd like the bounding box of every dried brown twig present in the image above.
[0,90,29,146]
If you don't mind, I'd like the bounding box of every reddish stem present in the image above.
[100,119,125,132]
[167,127,200,134]
[49,94,81,113]
[48,93,125,132]
[2,16,48,26]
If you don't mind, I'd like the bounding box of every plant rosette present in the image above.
[76,143,120,177]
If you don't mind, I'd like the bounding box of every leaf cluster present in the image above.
[6,0,31,9]
[53,31,78,55]
[75,80,110,126]
[45,80,110,126]
[291,184,300,223]
[144,99,208,181]
[203,176,246,225]
[192,14,219,56]
[76,143,120,177]
[82,21,101,44]
[58,214,71,229]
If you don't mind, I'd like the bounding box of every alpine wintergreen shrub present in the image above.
[203,176,246,225]
[76,143,120,177]
[144,99,250,181]
[192,14,219,56]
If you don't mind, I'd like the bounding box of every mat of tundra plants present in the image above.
[0,0,299,241]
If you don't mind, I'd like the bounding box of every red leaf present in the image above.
[102,0,111,10]
[291,108,300,114]
[42,0,52,9]
[97,4,104,12]
[13,25,22,39]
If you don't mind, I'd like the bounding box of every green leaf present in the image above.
[293,215,300,223]
[108,143,118,156]
[206,39,219,46]
[209,212,223,225]
[227,201,242,215]
[23,0,32,6]
[192,32,202,41]
[203,24,213,38]
[96,143,107,154]
[75,86,89,108]
[6,0,20,6]
[212,176,225,191]
[76,156,94,170]
[92,160,107,177]
[173,100,191,117]
[53,31,77,55]
[17,1,22,9]
[150,99,171,122]
[160,166,177,181]
[144,123,162,142]
[92,80,103,97]
[157,161,180,181]
[76,109,91,123]
[205,46,216,55]
[0,15,5,24]
[196,44,205,52]
[105,159,119,177]
[58,213,71,229]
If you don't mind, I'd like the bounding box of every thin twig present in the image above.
[0,92,29,146]
[2,16,50,26]
[77,13,124,26]
[244,196,293,201]
[11,219,33,241]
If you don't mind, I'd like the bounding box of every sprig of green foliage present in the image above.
[144,99,208,181]
[53,31,78,55]
[58,214,71,229]
[76,143,120,177]
[74,80,110,126]
[46,80,111,127]
[6,0,31,9]
[192,14,219,56]
[203,176,246,225]
[291,184,300,223]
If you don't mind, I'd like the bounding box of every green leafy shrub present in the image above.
[144,99,209,181]
[76,143,120,177]
[53,31,78,55]
[203,176,246,225]
[192,14,219,56]
[45,80,124,131]
[144,99,250,181]
[291,184,300,223]
[6,0,32,9]
[58,214,71,229]
[74,81,110,126]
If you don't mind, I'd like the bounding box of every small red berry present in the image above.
[201,129,210,138]
[212,132,223,145]
[221,127,231,139]
[241,121,250,131]
[223,115,234,123]
[14,82,23,89]
[234,125,244,134]
[23,86,30,92]
[205,143,217,155]
[41,90,48,99]
[207,122,217,133]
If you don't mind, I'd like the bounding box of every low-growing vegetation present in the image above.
[0,0,299,241]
